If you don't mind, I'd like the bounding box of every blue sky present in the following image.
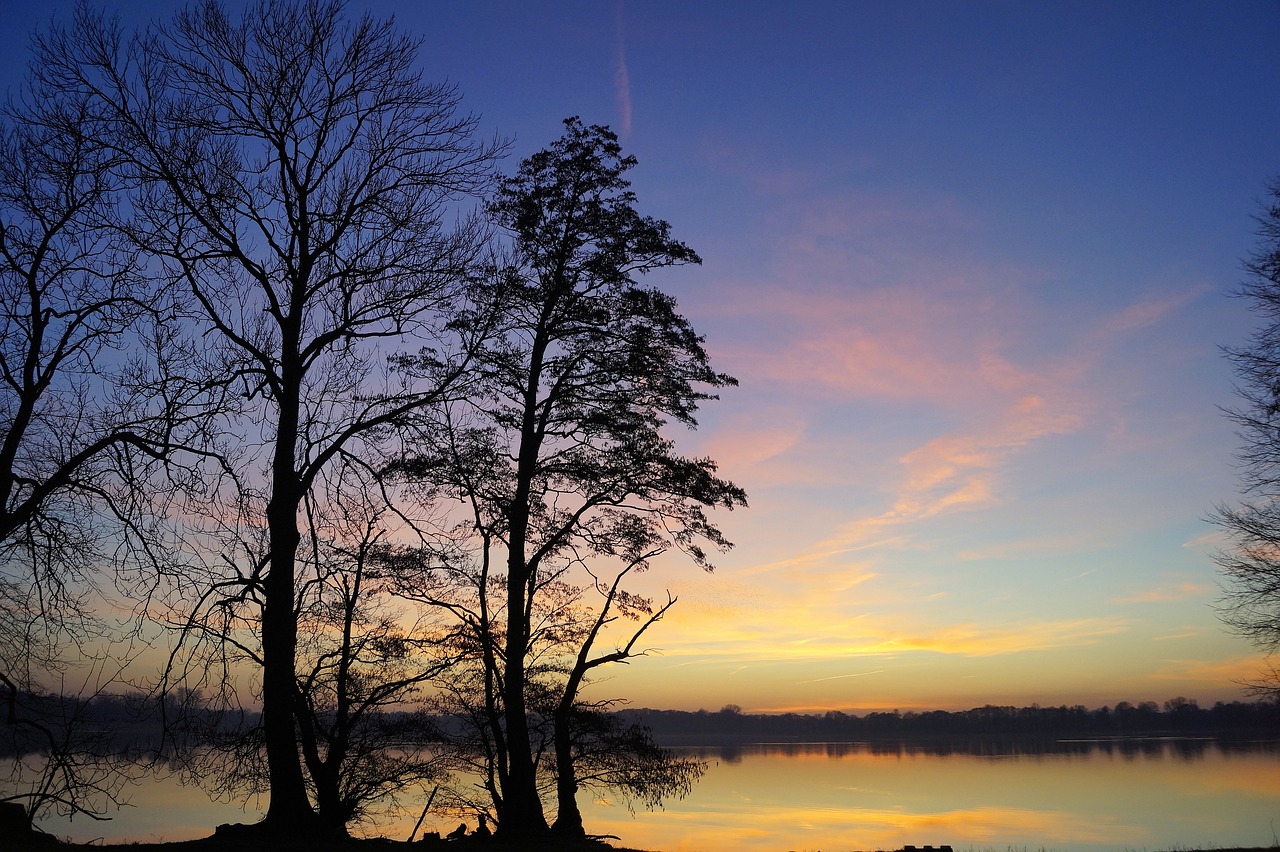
[3,0,1279,712]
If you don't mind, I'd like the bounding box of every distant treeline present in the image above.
[5,692,1277,760]
[618,697,1280,746]
[0,691,244,759]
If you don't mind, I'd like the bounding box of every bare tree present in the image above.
[0,667,142,830]
[395,118,745,839]
[385,492,711,837]
[382,540,705,836]
[1215,180,1280,697]
[1,60,134,677]
[0,51,201,829]
[167,475,462,833]
[292,482,459,831]
[33,0,499,834]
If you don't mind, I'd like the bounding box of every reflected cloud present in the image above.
[1164,760,1280,798]
[575,741,1273,852]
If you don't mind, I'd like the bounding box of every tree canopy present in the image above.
[391,117,744,839]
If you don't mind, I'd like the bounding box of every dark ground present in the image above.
[5,831,1276,852]
[5,829,651,852]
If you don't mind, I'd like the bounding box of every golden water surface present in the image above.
[31,740,1280,851]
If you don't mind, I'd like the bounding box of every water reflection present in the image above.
[582,739,1280,852]
[688,736,1278,763]
[29,739,1280,851]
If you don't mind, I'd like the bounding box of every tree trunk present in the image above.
[312,762,350,836]
[495,352,551,839]
[259,378,316,831]
[497,565,547,837]
[261,515,312,827]
[549,705,584,837]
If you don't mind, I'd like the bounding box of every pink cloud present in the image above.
[1098,284,1211,336]
[713,286,1015,406]
[781,385,1086,555]
[696,412,807,471]
[691,205,1207,568]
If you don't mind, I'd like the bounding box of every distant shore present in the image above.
[624,699,1280,747]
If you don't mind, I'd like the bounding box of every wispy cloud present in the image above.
[1098,284,1211,336]
[1114,580,1215,604]
[879,617,1130,657]
[1153,630,1203,641]
[955,535,1100,563]
[789,393,1084,559]
[696,411,808,478]
[1149,654,1267,685]
[651,593,1129,660]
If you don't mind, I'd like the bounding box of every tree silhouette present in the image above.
[0,46,205,826]
[1215,178,1280,698]
[394,118,745,838]
[169,481,461,833]
[32,0,499,834]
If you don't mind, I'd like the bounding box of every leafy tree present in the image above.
[395,118,745,838]
[546,543,695,835]
[548,707,704,820]
[32,0,499,834]
[1216,178,1280,698]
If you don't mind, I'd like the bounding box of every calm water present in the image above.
[31,739,1280,851]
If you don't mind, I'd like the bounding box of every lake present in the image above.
[30,738,1280,851]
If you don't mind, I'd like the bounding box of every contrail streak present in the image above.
[614,0,632,137]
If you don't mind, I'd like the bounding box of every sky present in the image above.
[2,0,1279,714]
